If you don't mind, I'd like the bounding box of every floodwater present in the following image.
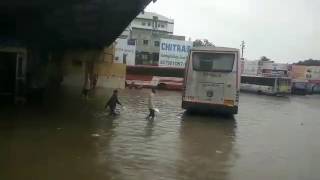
[1,87,320,180]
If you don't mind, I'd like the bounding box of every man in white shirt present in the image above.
[146,88,156,119]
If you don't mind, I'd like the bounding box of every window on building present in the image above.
[158,24,161,27]
[148,22,151,26]
[141,54,148,60]
[152,53,159,64]
[161,24,165,28]
[153,16,159,21]
[123,54,127,64]
[142,21,146,26]
[154,41,160,47]
[127,39,136,45]
[135,54,142,65]
[136,52,152,65]
[143,40,149,45]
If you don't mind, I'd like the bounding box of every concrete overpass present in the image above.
[0,0,154,103]
[0,0,153,48]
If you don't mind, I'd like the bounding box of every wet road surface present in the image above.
[1,87,320,180]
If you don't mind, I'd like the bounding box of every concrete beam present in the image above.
[0,0,153,49]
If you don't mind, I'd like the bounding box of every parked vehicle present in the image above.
[126,65,184,90]
[291,79,308,95]
[182,47,240,114]
[241,75,291,96]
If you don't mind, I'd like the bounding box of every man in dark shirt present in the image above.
[105,90,122,116]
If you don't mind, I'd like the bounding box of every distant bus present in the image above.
[126,65,184,90]
[240,75,291,96]
[182,47,241,114]
[291,79,308,95]
[307,80,320,94]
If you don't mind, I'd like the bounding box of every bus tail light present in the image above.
[224,100,234,107]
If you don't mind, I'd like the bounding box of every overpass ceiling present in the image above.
[0,0,152,48]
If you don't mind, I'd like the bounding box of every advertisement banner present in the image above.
[159,39,192,68]
[262,63,289,71]
[261,62,289,76]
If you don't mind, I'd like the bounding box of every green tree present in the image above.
[260,56,271,61]
[193,39,214,47]
[295,58,320,66]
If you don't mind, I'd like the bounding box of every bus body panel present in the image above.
[185,72,237,104]
[240,75,291,95]
[182,47,240,114]
[240,84,275,94]
[277,78,292,95]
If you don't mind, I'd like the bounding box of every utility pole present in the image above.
[240,40,246,59]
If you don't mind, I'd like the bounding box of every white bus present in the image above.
[182,47,240,114]
[240,75,291,96]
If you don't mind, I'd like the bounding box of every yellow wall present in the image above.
[95,62,125,77]
[95,62,126,89]
[103,45,115,63]
[61,44,126,89]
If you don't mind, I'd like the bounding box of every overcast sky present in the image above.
[146,0,319,63]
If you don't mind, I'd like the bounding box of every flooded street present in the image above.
[1,87,320,180]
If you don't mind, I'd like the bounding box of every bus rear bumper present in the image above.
[182,100,238,114]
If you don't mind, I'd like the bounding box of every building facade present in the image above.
[131,12,174,34]
[131,12,185,66]
[114,12,187,66]
[132,29,185,65]
[261,61,289,77]
[242,60,290,77]
[242,60,260,76]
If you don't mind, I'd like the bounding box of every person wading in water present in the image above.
[146,88,156,120]
[82,76,91,100]
[105,90,122,116]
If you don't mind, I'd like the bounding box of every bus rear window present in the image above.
[192,53,235,72]
[241,76,275,86]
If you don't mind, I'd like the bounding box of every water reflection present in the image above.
[2,88,320,180]
[144,119,155,137]
[0,88,115,180]
[177,113,237,180]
